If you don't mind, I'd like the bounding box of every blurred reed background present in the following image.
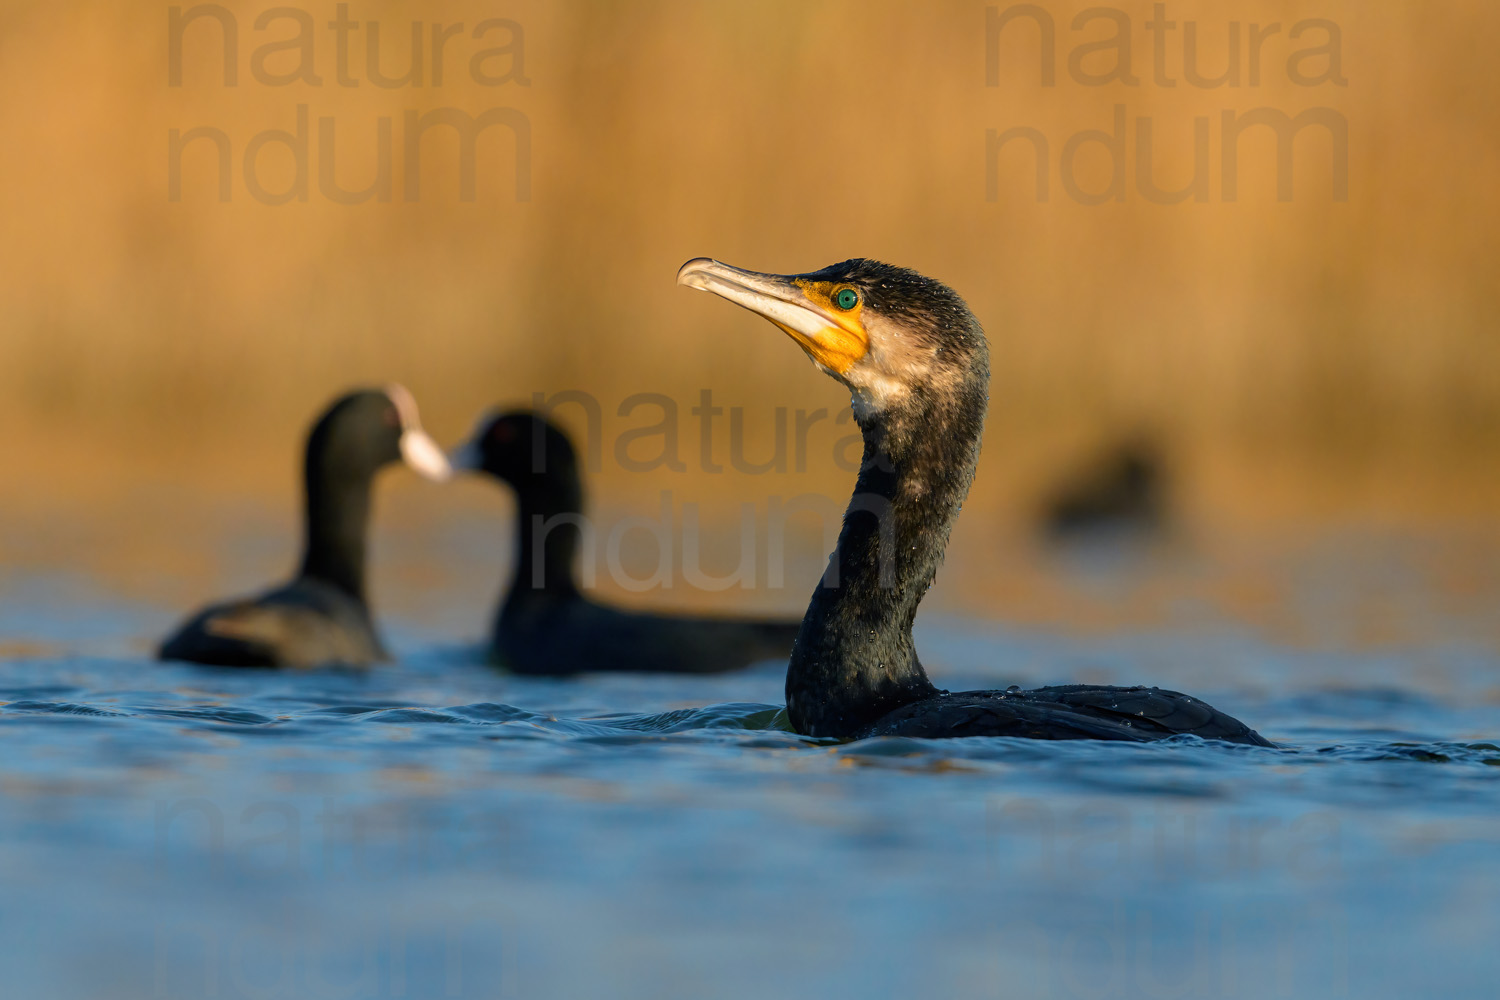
[0,0,1496,644]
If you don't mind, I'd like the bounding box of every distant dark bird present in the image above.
[158,386,451,668]
[678,257,1271,745]
[450,410,801,675]
[1043,439,1167,540]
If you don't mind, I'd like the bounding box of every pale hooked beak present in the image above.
[385,383,453,482]
[675,258,869,375]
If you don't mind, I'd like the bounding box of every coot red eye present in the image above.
[492,422,516,443]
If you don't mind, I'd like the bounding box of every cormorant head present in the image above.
[306,385,452,483]
[450,410,578,492]
[676,258,988,416]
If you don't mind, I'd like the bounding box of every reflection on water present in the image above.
[2,518,1499,999]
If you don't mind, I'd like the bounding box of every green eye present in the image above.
[835,288,859,310]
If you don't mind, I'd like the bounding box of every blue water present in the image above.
[3,556,1499,999]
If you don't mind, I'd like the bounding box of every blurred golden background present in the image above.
[0,0,1497,649]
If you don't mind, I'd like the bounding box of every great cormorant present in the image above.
[450,410,801,675]
[678,258,1271,745]
[158,386,452,668]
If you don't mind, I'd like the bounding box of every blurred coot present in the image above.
[158,386,451,668]
[451,410,800,675]
[1042,438,1168,541]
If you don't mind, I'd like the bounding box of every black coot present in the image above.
[1043,439,1167,540]
[158,386,451,668]
[451,410,801,675]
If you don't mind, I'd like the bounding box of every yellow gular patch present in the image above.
[783,279,869,375]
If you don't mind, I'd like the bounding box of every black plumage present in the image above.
[452,410,800,675]
[868,685,1267,742]
[678,257,1273,746]
[159,386,451,668]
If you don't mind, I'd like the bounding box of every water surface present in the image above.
[2,533,1499,1000]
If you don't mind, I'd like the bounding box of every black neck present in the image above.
[508,464,585,599]
[299,464,375,602]
[787,388,986,737]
